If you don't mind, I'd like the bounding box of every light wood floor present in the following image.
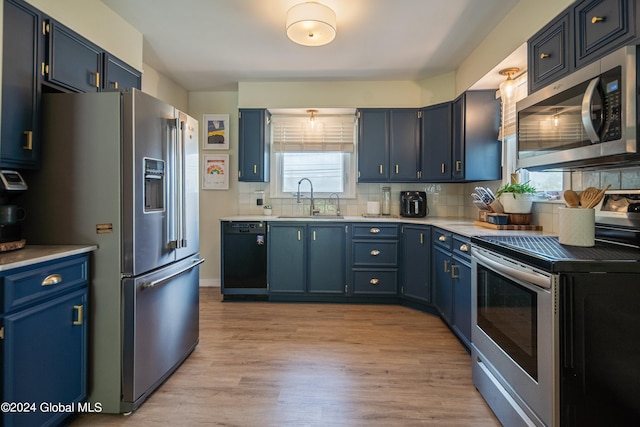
[71,288,500,426]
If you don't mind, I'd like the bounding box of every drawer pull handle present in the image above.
[451,265,459,279]
[591,16,605,24]
[73,305,84,325]
[438,235,446,242]
[540,53,550,59]
[370,278,379,285]
[370,228,380,234]
[42,274,62,286]
[459,244,469,252]
[370,250,380,256]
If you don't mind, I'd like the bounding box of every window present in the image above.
[270,114,356,198]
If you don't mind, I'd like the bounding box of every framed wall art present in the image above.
[202,114,229,150]
[202,154,229,190]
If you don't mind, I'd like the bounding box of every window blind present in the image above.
[272,115,355,152]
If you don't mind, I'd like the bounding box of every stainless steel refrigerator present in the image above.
[23,89,202,413]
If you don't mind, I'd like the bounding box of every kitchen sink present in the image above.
[278,215,344,220]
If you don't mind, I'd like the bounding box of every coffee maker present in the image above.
[0,170,28,244]
[400,191,427,217]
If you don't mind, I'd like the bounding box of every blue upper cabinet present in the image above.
[357,108,419,182]
[45,20,103,92]
[103,54,142,92]
[238,109,271,182]
[529,9,572,93]
[1,0,43,170]
[420,102,452,182]
[357,109,389,182]
[452,91,501,182]
[574,0,638,68]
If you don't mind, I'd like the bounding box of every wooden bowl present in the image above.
[508,213,532,225]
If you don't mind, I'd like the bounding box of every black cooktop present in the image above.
[471,235,640,273]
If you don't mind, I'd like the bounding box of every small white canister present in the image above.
[558,207,595,247]
[367,201,380,215]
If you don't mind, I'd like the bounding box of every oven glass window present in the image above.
[477,265,538,380]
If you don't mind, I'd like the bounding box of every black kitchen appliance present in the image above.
[400,191,427,217]
[221,221,268,300]
[470,191,640,426]
[0,170,28,244]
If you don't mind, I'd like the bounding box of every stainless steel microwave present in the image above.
[516,45,638,171]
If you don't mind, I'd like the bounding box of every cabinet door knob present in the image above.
[591,16,605,24]
[41,274,62,286]
[369,278,379,285]
[540,53,550,59]
[370,249,380,256]
[370,228,380,234]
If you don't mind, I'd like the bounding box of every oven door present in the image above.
[471,247,558,427]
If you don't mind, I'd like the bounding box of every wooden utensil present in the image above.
[583,184,611,209]
[579,187,598,208]
[563,190,580,208]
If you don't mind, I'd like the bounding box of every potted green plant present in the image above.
[495,181,537,214]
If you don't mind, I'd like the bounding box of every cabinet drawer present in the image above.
[432,228,453,251]
[452,235,471,261]
[353,241,398,267]
[352,270,398,295]
[1,255,88,313]
[352,224,399,239]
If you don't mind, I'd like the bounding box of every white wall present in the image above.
[142,63,188,111]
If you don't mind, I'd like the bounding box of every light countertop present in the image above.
[220,216,554,238]
[0,245,98,272]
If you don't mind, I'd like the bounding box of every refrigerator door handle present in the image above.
[167,118,180,249]
[142,258,205,289]
[178,119,187,248]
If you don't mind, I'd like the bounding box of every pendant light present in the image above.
[286,2,337,46]
[498,67,520,101]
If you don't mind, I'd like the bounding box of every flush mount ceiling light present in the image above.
[498,67,520,101]
[286,2,336,47]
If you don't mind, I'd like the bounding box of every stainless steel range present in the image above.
[470,192,640,427]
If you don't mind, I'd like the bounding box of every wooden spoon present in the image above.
[563,190,580,208]
[583,184,611,209]
[579,187,598,208]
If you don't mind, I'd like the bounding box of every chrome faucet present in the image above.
[329,192,341,215]
[297,178,319,216]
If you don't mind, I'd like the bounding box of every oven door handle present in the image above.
[473,249,551,289]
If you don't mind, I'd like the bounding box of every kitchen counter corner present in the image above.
[0,245,98,271]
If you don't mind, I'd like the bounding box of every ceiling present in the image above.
[100,0,524,92]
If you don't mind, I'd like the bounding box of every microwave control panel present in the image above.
[601,66,622,142]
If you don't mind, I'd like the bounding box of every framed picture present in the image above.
[202,154,229,190]
[202,114,229,150]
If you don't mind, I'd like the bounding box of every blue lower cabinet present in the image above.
[267,223,306,293]
[350,223,399,297]
[401,225,431,302]
[268,223,347,295]
[1,254,89,427]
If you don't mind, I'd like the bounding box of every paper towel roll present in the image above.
[367,201,380,215]
[558,207,595,247]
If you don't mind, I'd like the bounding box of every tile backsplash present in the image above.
[237,166,640,235]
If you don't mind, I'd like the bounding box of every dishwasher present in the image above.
[221,221,267,300]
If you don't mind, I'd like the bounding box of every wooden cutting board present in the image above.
[473,221,542,230]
